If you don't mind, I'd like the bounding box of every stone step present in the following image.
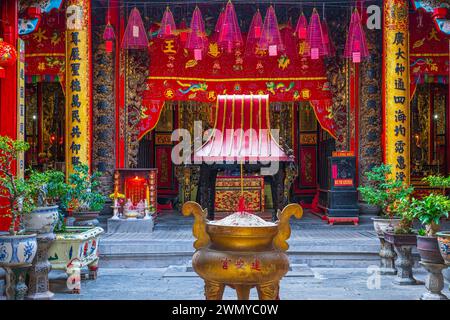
[98,237,411,269]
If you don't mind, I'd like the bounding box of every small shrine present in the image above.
[107,169,158,233]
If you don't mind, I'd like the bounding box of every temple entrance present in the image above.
[138,98,326,215]
[410,83,448,180]
[24,82,66,171]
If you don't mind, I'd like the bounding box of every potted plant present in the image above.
[383,196,419,285]
[24,169,68,235]
[65,164,106,226]
[23,169,70,300]
[48,216,104,292]
[419,175,450,265]
[358,164,414,236]
[0,136,37,300]
[358,164,414,275]
[412,193,450,264]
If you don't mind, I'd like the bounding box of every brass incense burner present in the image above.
[182,201,303,300]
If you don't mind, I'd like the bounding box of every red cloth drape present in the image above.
[194,95,290,163]
[141,36,337,139]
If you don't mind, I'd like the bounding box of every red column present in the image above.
[448,39,450,175]
[0,0,18,140]
[111,0,125,168]
[0,0,18,231]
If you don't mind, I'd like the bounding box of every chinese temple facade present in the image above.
[0,0,449,226]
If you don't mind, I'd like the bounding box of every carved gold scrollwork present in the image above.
[283,162,298,200]
[182,201,210,249]
[273,203,303,252]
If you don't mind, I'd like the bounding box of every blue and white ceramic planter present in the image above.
[0,233,37,267]
[24,206,59,234]
[436,231,450,265]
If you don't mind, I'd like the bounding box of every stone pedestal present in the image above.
[392,244,418,285]
[379,238,397,275]
[420,262,448,300]
[3,265,30,300]
[107,217,154,234]
[26,233,56,300]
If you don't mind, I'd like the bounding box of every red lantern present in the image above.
[103,24,116,54]
[295,12,308,40]
[306,8,328,59]
[0,39,17,79]
[185,7,208,54]
[218,1,243,53]
[121,7,149,50]
[259,6,284,55]
[344,9,369,63]
[245,9,263,56]
[159,7,177,39]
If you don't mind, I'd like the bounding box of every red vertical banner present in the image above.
[448,39,450,175]
[155,146,173,189]
[115,0,125,168]
[299,146,317,187]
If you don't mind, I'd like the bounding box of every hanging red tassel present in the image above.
[158,7,176,39]
[306,8,327,59]
[218,0,243,53]
[259,6,284,56]
[344,8,369,63]
[245,9,263,56]
[121,7,149,50]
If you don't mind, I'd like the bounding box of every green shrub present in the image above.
[65,164,106,212]
[358,164,414,219]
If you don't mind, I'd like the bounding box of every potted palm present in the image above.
[358,164,414,274]
[0,136,37,300]
[65,164,106,226]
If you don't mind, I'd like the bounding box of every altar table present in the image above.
[214,176,265,213]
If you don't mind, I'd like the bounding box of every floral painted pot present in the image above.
[436,231,450,265]
[49,226,104,290]
[23,206,59,234]
[0,233,37,267]
[372,217,401,238]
